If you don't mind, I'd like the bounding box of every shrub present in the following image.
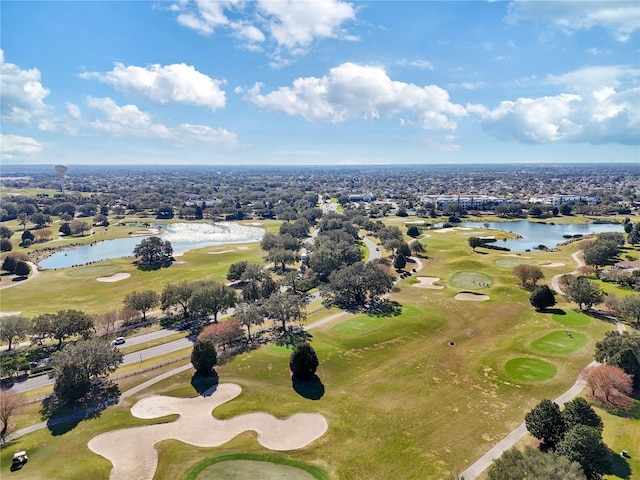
[289,343,319,380]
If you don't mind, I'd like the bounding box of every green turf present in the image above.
[449,271,492,289]
[494,257,532,268]
[552,309,591,326]
[66,264,121,277]
[195,459,318,480]
[330,314,389,336]
[530,330,588,355]
[504,357,558,381]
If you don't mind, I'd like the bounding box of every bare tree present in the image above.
[0,389,25,441]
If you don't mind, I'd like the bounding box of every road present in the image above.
[551,250,584,294]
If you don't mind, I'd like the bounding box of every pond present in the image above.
[461,220,624,252]
[39,222,264,270]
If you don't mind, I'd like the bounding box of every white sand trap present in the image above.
[208,249,235,255]
[0,311,21,317]
[246,222,263,226]
[540,262,565,267]
[413,277,444,289]
[435,227,458,233]
[479,235,495,240]
[455,292,490,301]
[96,273,131,283]
[501,254,530,258]
[88,383,328,480]
[405,220,426,224]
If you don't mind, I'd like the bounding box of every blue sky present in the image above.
[1,0,639,166]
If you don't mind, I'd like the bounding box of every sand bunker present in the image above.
[501,254,530,258]
[96,273,131,283]
[208,249,235,255]
[413,277,444,289]
[540,262,565,267]
[0,311,21,317]
[455,292,490,301]
[88,383,327,480]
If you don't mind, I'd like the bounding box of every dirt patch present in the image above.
[96,273,131,283]
[131,228,160,237]
[88,383,328,480]
[208,249,235,255]
[540,262,565,267]
[455,291,490,301]
[413,277,444,289]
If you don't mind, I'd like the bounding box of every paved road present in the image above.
[551,250,584,294]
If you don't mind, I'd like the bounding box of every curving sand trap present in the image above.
[245,222,263,226]
[208,249,235,255]
[413,277,444,289]
[455,292,490,301]
[88,383,328,480]
[96,273,131,283]
[540,262,565,267]
[0,311,21,317]
[131,228,160,236]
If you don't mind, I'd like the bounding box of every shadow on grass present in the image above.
[40,380,121,436]
[292,374,325,400]
[547,308,566,315]
[275,327,313,348]
[367,300,402,317]
[191,371,219,396]
[606,448,632,479]
[598,398,640,419]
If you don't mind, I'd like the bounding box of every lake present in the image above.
[461,220,624,252]
[39,222,265,270]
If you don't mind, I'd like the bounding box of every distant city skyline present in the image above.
[1,1,639,166]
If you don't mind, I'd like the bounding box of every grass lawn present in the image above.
[1,218,632,479]
[552,309,591,326]
[529,330,588,355]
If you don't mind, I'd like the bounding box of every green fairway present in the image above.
[330,314,389,336]
[552,309,591,326]
[66,264,121,277]
[530,330,588,355]
[505,357,558,381]
[449,271,492,289]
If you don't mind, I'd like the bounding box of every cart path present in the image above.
[551,250,584,295]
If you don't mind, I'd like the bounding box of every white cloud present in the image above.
[479,65,640,145]
[80,62,226,111]
[0,133,43,158]
[170,0,356,59]
[0,49,51,124]
[240,62,467,131]
[84,96,239,146]
[397,58,434,70]
[507,0,640,42]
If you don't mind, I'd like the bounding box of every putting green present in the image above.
[505,357,557,381]
[530,330,588,355]
[494,257,532,268]
[196,460,318,480]
[66,264,120,277]
[552,310,590,326]
[331,315,388,336]
[449,271,492,289]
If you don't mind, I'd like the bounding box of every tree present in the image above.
[49,339,123,403]
[263,292,306,332]
[93,214,109,226]
[233,302,265,341]
[619,294,640,327]
[555,425,611,478]
[1,255,17,273]
[628,223,640,245]
[560,203,572,215]
[0,315,30,351]
[407,225,420,238]
[133,236,173,266]
[529,205,543,217]
[69,219,91,236]
[123,290,159,322]
[583,240,619,269]
[191,338,217,375]
[32,309,94,350]
[289,343,319,380]
[0,225,12,239]
[266,247,297,271]
[325,261,394,308]
[529,285,556,311]
[189,281,236,322]
[393,254,407,270]
[226,261,248,282]
[59,222,71,236]
[564,276,603,310]
[0,389,25,440]
[524,399,566,449]
[161,280,195,318]
[30,212,50,228]
[199,318,243,350]
[487,446,586,480]
[512,264,544,287]
[0,238,12,252]
[14,261,31,277]
[34,228,53,242]
[240,264,278,302]
[561,397,603,433]
[409,239,425,256]
[594,331,640,364]
[17,212,28,231]
[586,364,633,405]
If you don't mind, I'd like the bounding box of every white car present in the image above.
[112,337,125,345]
